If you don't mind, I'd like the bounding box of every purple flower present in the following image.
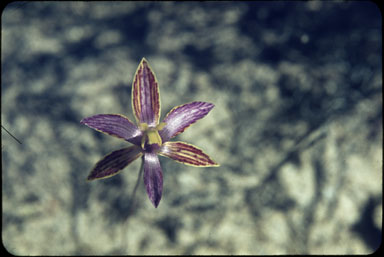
[81,58,219,208]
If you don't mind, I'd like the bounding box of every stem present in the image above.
[127,156,144,212]
[120,156,144,253]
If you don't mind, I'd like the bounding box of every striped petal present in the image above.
[159,102,214,142]
[159,141,219,167]
[81,114,142,145]
[143,152,163,208]
[132,58,161,127]
[87,146,142,180]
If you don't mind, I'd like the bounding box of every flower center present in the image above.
[139,122,166,150]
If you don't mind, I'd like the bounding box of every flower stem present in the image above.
[120,156,144,253]
[127,156,144,212]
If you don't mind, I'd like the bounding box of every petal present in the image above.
[143,152,163,208]
[87,146,142,180]
[159,102,214,142]
[159,141,219,167]
[132,58,161,127]
[81,114,142,145]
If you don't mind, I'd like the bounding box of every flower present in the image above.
[81,58,219,207]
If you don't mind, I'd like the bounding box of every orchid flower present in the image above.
[81,58,219,207]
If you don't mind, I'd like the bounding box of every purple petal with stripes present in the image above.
[159,101,214,142]
[87,146,142,180]
[81,114,142,145]
[143,152,163,208]
[132,58,161,127]
[159,141,219,167]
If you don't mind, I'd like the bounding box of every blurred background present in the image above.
[1,1,382,254]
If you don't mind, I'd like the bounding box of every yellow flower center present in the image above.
[139,122,166,149]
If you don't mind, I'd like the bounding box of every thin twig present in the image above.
[1,125,22,144]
